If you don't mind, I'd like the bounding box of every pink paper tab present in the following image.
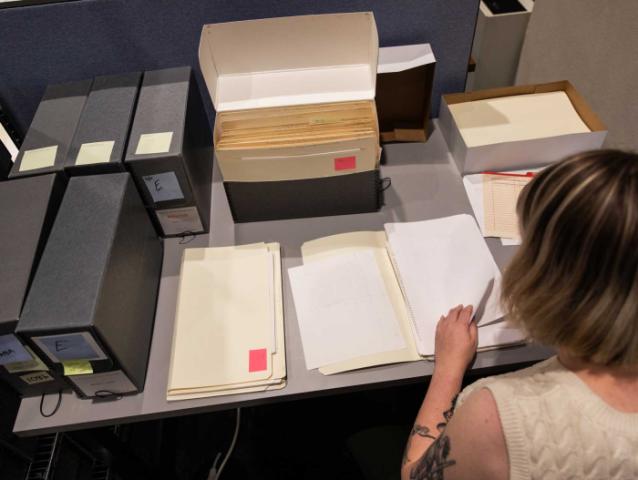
[248,348,268,372]
[334,156,356,171]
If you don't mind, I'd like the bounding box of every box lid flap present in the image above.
[199,12,379,112]
[378,44,436,74]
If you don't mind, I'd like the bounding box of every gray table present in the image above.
[13,121,552,436]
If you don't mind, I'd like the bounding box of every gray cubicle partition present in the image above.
[0,0,479,133]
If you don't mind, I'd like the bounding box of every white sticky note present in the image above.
[135,132,173,155]
[143,171,184,203]
[33,332,108,363]
[75,140,115,165]
[156,206,204,236]
[19,145,58,171]
[0,334,33,365]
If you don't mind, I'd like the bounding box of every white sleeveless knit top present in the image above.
[457,356,638,480]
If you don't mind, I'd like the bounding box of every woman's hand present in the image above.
[434,305,478,380]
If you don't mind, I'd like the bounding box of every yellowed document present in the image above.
[483,173,533,239]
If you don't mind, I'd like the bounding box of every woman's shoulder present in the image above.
[457,356,564,407]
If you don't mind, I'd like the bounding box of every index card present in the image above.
[483,173,533,238]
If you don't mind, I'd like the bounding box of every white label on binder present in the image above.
[143,171,184,203]
[33,332,108,363]
[69,370,136,397]
[156,206,203,236]
[19,145,58,171]
[20,371,54,385]
[135,131,173,155]
[76,140,115,165]
[0,334,32,365]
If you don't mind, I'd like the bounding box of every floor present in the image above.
[159,382,427,480]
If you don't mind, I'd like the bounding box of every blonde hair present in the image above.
[502,150,638,367]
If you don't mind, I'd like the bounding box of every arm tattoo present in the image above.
[403,394,459,471]
[402,424,436,465]
[409,433,456,480]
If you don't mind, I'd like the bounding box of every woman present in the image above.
[401,150,638,480]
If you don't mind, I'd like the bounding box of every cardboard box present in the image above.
[199,12,382,222]
[466,0,533,91]
[9,80,92,178]
[438,81,608,174]
[376,44,436,143]
[17,173,163,398]
[0,174,69,396]
[125,67,213,237]
[65,72,142,176]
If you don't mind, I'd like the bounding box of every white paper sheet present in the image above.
[289,249,406,370]
[385,214,503,356]
[449,91,590,147]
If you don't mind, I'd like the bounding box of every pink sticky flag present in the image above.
[248,348,268,372]
[334,156,356,171]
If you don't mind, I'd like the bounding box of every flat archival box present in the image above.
[438,81,607,174]
[199,12,382,220]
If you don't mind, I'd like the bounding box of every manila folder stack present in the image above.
[167,242,285,400]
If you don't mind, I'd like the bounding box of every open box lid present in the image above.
[378,44,436,74]
[199,12,379,112]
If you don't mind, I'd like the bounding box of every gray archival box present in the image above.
[65,72,142,176]
[124,66,213,237]
[10,80,91,179]
[0,174,68,396]
[16,173,163,398]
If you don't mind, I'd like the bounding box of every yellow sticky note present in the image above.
[20,145,58,171]
[76,140,115,165]
[135,132,173,155]
[63,360,93,376]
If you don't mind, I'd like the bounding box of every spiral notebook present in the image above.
[289,214,524,374]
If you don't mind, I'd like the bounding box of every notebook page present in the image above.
[385,214,503,356]
[289,249,406,370]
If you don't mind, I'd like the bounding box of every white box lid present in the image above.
[199,12,379,112]
[377,43,436,74]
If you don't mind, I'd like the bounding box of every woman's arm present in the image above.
[401,305,508,480]
[401,305,476,477]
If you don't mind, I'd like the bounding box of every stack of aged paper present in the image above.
[215,101,378,151]
[289,215,524,374]
[167,243,285,400]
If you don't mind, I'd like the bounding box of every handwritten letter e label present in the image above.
[142,172,184,203]
[34,333,107,363]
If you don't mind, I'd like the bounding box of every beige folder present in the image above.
[167,242,285,400]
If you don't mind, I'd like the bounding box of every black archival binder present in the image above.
[0,174,68,396]
[225,169,383,223]
[9,80,91,179]
[65,72,142,176]
[124,67,213,237]
[16,173,163,398]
